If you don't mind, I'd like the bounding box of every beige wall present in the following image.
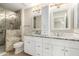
[21,8,33,37]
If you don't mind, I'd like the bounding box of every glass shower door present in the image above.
[0,7,5,45]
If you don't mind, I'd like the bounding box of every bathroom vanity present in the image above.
[23,3,79,56]
[24,35,79,56]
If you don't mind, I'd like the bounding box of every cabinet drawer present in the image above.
[35,49,42,56]
[43,38,51,44]
[36,42,42,46]
[36,46,42,51]
[51,39,66,46]
[35,52,42,56]
[36,45,42,53]
[30,41,36,46]
[36,37,42,42]
[51,44,65,56]
[30,37,36,42]
[43,43,52,55]
[65,47,79,56]
[43,52,52,56]
[36,45,42,49]
[66,40,79,49]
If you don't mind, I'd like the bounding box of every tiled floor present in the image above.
[0,45,5,54]
[0,45,31,56]
[3,51,31,56]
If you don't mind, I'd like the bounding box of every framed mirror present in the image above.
[74,3,79,33]
[32,15,41,35]
[33,16,41,29]
[50,4,74,31]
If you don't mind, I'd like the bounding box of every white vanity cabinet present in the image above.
[64,40,79,56]
[50,4,74,31]
[52,45,79,56]
[24,36,43,56]
[51,39,65,56]
[35,37,43,56]
[65,47,79,56]
[24,36,36,55]
[51,39,79,56]
[24,36,79,56]
[42,38,52,56]
[52,45,65,56]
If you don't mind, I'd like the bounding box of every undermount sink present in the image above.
[32,34,42,36]
[51,33,79,40]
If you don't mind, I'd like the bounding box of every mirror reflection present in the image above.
[33,15,41,35]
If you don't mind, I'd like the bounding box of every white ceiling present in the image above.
[0,3,48,11]
[0,3,30,11]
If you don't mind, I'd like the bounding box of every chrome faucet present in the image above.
[56,32,60,37]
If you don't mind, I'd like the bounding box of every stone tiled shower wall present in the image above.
[6,30,21,52]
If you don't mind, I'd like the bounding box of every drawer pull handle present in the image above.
[37,53,40,55]
[65,50,68,52]
[62,49,64,51]
[37,45,40,47]
[45,48,49,50]
[28,42,30,43]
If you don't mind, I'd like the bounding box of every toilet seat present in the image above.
[14,42,23,48]
[13,42,24,54]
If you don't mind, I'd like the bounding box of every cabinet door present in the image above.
[43,43,52,56]
[35,44,42,56]
[30,40,36,55]
[29,37,36,56]
[35,37,43,56]
[24,36,32,54]
[42,38,52,56]
[65,47,79,56]
[24,36,36,55]
[52,45,65,56]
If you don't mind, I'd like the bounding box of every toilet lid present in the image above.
[14,42,23,48]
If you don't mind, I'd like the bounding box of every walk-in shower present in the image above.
[0,6,21,55]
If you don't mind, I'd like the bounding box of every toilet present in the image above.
[13,42,24,54]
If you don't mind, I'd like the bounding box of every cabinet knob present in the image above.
[65,50,68,52]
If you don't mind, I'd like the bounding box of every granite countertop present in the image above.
[24,34,79,42]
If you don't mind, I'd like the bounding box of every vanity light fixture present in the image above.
[32,5,42,14]
[49,3,66,8]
